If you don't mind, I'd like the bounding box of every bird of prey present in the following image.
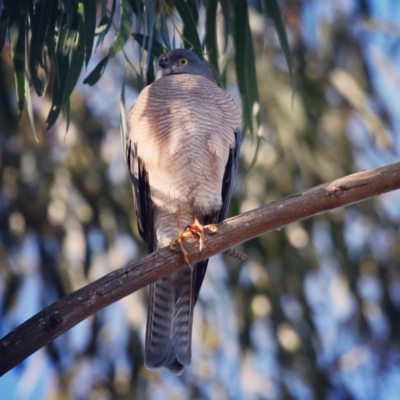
[126,48,241,374]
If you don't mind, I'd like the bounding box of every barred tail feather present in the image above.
[144,266,196,375]
[144,276,175,369]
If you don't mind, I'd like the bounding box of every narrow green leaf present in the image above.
[120,64,127,151]
[183,0,199,46]
[29,0,52,96]
[244,16,261,127]
[233,0,261,136]
[63,97,71,131]
[187,0,199,24]
[50,8,85,130]
[46,53,69,128]
[95,16,109,35]
[126,0,143,16]
[135,70,145,92]
[25,76,38,141]
[45,0,58,58]
[205,0,219,75]
[206,62,223,87]
[96,0,116,48]
[132,33,164,58]
[221,62,227,89]
[25,23,38,141]
[83,55,110,85]
[159,10,171,49]
[61,0,73,28]
[26,0,34,23]
[233,0,251,133]
[0,0,12,54]
[109,0,133,58]
[11,2,27,118]
[83,0,96,65]
[174,0,202,57]
[143,0,155,83]
[62,14,85,106]
[219,0,231,51]
[146,55,155,83]
[46,22,71,129]
[96,0,108,35]
[260,0,294,85]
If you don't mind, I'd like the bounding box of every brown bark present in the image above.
[1,161,400,376]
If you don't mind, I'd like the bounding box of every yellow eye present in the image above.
[178,58,188,65]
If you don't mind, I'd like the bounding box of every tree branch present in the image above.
[1,162,400,376]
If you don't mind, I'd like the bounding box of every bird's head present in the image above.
[156,49,216,83]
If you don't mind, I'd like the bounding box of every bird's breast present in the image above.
[128,74,241,214]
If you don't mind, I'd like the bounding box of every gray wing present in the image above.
[126,139,154,253]
[218,129,242,222]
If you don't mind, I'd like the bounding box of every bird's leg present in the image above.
[169,213,195,263]
[185,217,218,253]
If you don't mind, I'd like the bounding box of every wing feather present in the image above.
[218,129,241,222]
[126,139,154,253]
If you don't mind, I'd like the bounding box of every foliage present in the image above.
[0,0,291,138]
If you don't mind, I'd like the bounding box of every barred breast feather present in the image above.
[128,74,241,216]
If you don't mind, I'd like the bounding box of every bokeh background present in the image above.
[1,0,400,399]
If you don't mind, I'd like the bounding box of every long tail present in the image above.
[144,265,196,374]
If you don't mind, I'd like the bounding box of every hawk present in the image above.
[126,49,241,374]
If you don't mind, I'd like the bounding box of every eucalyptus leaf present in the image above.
[11,3,27,118]
[63,97,71,131]
[0,0,11,54]
[174,0,202,57]
[46,24,70,129]
[29,0,52,96]
[83,55,110,85]
[82,0,96,65]
[159,10,171,49]
[120,65,127,151]
[261,0,294,85]
[132,33,164,59]
[126,0,143,16]
[205,0,219,74]
[219,0,231,51]
[61,0,73,28]
[144,0,155,83]
[109,0,133,58]
[62,15,85,107]
[96,0,116,48]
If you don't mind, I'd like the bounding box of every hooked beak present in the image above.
[158,58,170,69]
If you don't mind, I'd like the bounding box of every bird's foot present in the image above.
[169,221,218,262]
[169,231,195,263]
[185,222,218,253]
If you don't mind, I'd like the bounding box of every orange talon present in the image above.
[169,230,195,263]
[186,219,218,253]
[169,215,219,261]
[169,213,195,263]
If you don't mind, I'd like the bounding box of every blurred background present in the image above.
[1,0,400,399]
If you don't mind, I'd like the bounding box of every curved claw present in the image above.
[169,215,219,262]
[169,231,195,263]
[186,222,218,253]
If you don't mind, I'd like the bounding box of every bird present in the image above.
[125,48,241,374]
